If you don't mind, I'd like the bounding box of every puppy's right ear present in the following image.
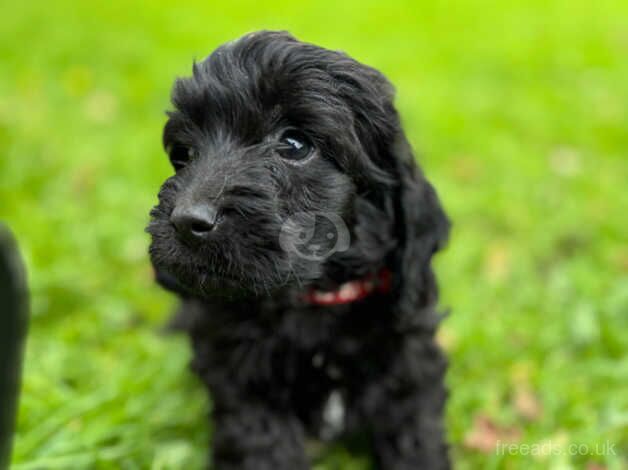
[390,132,450,330]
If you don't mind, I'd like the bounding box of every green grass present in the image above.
[2,0,627,468]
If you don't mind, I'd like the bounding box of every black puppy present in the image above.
[147,31,450,470]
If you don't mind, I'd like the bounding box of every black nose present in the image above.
[170,203,219,241]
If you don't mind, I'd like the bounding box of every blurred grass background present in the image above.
[1,0,627,468]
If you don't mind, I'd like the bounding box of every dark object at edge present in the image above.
[0,225,29,469]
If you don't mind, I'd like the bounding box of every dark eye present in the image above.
[277,130,313,161]
[167,144,196,171]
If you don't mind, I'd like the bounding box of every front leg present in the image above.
[361,335,450,470]
[211,396,309,470]
[187,321,310,470]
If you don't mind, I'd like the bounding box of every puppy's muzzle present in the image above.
[170,201,219,244]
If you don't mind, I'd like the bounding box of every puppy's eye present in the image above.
[277,130,313,161]
[167,144,196,171]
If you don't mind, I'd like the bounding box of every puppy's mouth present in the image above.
[147,215,291,298]
[155,262,252,299]
[150,245,266,299]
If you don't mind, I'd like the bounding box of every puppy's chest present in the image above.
[276,300,387,346]
[305,346,357,440]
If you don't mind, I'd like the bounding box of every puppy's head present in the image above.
[147,31,447,300]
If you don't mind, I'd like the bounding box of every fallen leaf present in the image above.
[84,89,118,124]
[612,248,628,273]
[451,155,480,183]
[72,164,97,194]
[514,387,543,421]
[435,326,457,352]
[484,242,511,283]
[549,147,582,177]
[464,415,521,453]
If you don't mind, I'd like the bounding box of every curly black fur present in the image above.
[147,31,450,469]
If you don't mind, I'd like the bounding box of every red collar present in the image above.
[303,268,392,306]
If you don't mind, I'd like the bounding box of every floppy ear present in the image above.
[391,133,450,331]
[327,54,449,319]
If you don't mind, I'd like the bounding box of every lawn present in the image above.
[1,0,627,468]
